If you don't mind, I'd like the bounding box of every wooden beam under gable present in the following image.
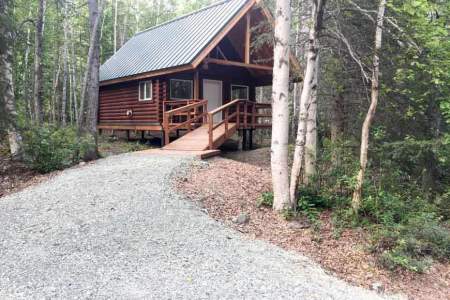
[192,0,257,68]
[245,13,251,64]
[255,0,302,77]
[205,58,272,71]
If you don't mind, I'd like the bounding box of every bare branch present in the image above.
[329,29,371,82]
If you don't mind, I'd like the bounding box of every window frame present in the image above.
[230,84,250,101]
[170,79,194,100]
[139,80,153,101]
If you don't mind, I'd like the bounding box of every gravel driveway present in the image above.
[0,153,386,299]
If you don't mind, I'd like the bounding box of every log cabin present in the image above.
[98,0,301,152]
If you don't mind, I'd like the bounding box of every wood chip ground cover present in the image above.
[175,148,450,300]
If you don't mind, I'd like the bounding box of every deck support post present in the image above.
[242,129,248,150]
[249,129,253,150]
[126,130,130,141]
[161,131,165,147]
[141,131,145,142]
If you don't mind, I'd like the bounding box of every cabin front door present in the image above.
[203,79,223,123]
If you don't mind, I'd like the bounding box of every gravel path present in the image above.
[0,153,386,299]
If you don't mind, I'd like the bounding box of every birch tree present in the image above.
[271,0,292,211]
[0,0,23,159]
[352,0,387,213]
[32,0,46,124]
[304,53,319,183]
[290,0,325,202]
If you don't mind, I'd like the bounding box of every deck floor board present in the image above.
[163,123,237,151]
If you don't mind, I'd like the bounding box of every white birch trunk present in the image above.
[304,53,319,183]
[352,0,386,213]
[271,0,292,211]
[289,0,323,201]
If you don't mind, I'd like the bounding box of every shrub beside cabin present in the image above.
[98,0,300,151]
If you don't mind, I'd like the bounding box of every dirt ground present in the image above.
[176,148,450,300]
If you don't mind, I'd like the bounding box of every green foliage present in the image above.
[308,134,450,272]
[280,208,296,221]
[296,189,329,222]
[257,192,274,208]
[375,213,450,272]
[23,125,95,173]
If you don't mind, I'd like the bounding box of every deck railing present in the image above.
[162,98,272,149]
[207,99,272,149]
[162,99,208,145]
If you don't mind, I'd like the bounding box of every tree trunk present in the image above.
[51,50,61,124]
[271,0,292,211]
[304,53,319,183]
[0,0,23,159]
[77,0,102,160]
[86,0,102,155]
[352,0,386,213]
[113,0,118,53]
[61,0,69,126]
[290,0,324,202]
[331,92,344,144]
[32,0,46,124]
[23,11,32,121]
[70,26,79,124]
[119,1,129,47]
[77,0,102,131]
[291,13,301,137]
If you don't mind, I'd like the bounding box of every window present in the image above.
[170,79,193,100]
[139,81,152,101]
[231,85,249,100]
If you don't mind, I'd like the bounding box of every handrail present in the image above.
[162,98,272,149]
[207,99,251,149]
[163,99,208,145]
[208,99,241,116]
[164,100,207,116]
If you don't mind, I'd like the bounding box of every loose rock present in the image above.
[232,213,250,224]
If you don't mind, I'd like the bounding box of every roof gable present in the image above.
[100,0,252,83]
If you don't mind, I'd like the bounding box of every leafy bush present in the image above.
[308,136,450,272]
[375,213,450,272]
[257,192,274,208]
[23,125,95,173]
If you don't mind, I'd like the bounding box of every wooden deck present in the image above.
[163,123,237,151]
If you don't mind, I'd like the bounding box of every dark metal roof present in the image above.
[100,0,249,82]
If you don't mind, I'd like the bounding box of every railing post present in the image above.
[163,113,170,145]
[244,102,248,128]
[225,107,229,132]
[252,103,256,129]
[208,114,213,150]
[236,102,240,128]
